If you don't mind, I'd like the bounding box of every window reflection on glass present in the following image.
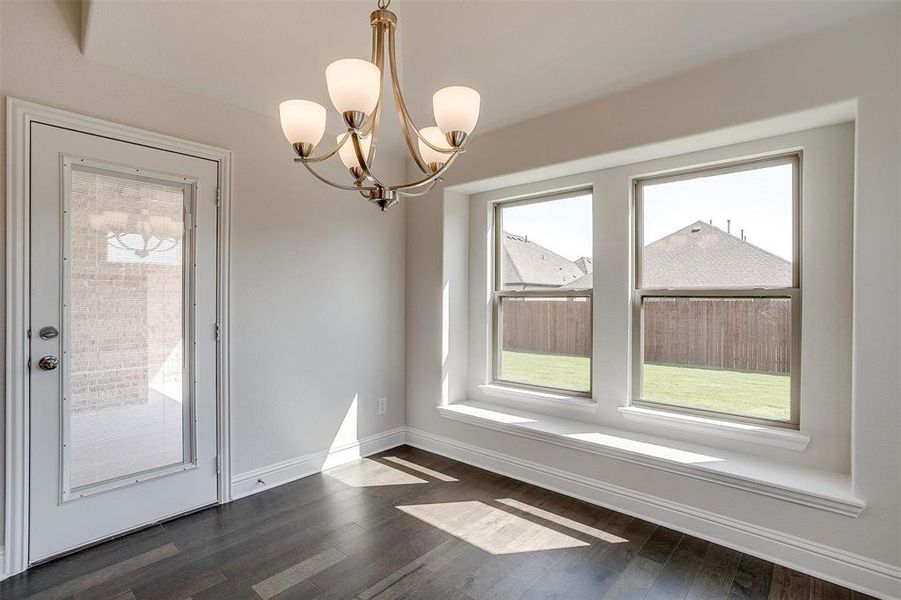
[69,169,187,490]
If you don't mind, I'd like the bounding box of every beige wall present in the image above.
[1,0,407,541]
[406,6,901,593]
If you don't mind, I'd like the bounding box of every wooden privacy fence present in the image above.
[502,296,791,373]
[502,297,592,357]
[643,297,791,373]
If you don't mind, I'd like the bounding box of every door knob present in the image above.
[38,356,59,371]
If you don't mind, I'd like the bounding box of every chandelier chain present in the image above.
[377,0,390,9]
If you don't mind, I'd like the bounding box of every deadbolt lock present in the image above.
[39,326,59,340]
[38,356,59,371]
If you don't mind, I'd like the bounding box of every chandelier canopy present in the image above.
[278,0,480,210]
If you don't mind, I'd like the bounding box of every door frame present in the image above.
[4,97,233,579]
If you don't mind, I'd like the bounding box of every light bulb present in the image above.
[337,134,373,171]
[326,59,381,120]
[278,100,327,147]
[418,126,452,169]
[433,86,480,136]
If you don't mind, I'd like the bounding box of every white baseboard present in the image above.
[230,427,406,500]
[405,426,901,600]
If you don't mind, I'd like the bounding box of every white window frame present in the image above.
[631,153,802,429]
[492,190,593,398]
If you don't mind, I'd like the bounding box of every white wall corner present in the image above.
[441,189,470,407]
[79,0,93,54]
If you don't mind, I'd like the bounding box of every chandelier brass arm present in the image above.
[298,159,377,193]
[398,180,441,197]
[279,0,480,211]
[390,151,461,192]
[294,132,350,164]
[384,25,429,174]
[351,131,387,188]
[386,26,467,157]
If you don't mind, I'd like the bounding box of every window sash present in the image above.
[632,153,801,428]
[493,189,592,292]
[492,290,593,396]
[633,152,801,291]
[631,288,800,427]
[492,191,594,397]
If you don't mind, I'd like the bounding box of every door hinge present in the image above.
[27,327,32,339]
[27,357,31,369]
[215,456,221,475]
[216,187,222,207]
[215,322,221,342]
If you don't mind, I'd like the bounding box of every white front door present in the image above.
[28,123,220,563]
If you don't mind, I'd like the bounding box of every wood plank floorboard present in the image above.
[0,446,873,600]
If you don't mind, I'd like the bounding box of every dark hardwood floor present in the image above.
[0,446,873,599]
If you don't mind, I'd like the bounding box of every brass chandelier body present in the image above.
[285,0,477,211]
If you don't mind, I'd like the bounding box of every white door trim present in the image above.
[4,97,233,579]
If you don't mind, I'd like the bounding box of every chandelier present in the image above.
[277,0,480,211]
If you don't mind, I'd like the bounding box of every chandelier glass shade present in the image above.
[278,0,480,210]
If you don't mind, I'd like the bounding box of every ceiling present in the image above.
[82,0,885,139]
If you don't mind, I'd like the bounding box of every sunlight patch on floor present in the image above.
[496,498,626,543]
[325,458,427,487]
[397,500,590,554]
[382,456,458,482]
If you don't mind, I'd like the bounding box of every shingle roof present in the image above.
[561,271,593,290]
[560,221,792,289]
[574,257,593,274]
[642,221,791,287]
[502,232,585,288]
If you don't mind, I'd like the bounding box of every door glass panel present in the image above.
[67,168,188,491]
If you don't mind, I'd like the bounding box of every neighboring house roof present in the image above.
[561,270,593,290]
[575,257,593,274]
[560,221,792,289]
[503,232,585,288]
[643,221,791,287]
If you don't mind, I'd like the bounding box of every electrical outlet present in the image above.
[378,397,387,415]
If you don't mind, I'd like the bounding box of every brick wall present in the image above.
[70,171,185,413]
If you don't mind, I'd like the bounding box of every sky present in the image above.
[501,194,592,261]
[500,163,793,263]
[643,163,793,260]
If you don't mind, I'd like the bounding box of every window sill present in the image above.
[618,406,810,452]
[437,401,862,517]
[477,383,597,414]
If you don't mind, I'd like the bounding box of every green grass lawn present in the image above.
[501,351,790,420]
[500,351,591,392]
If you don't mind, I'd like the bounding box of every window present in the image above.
[633,155,800,427]
[493,191,593,395]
